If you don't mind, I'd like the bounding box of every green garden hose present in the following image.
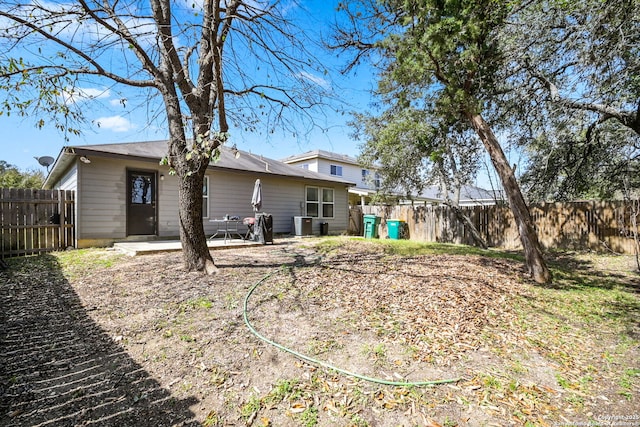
[243,270,461,387]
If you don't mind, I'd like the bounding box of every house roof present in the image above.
[43,140,356,188]
[417,184,501,202]
[280,149,502,204]
[280,149,361,166]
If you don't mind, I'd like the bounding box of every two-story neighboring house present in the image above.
[281,150,385,206]
[282,149,504,207]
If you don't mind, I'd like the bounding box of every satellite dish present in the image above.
[35,156,55,172]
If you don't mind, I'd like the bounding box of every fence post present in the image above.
[58,189,65,249]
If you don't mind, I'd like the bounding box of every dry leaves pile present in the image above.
[2,238,638,427]
[291,247,530,364]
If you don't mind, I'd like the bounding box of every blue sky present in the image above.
[0,0,505,189]
[0,1,377,172]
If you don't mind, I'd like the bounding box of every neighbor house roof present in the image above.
[417,185,502,203]
[280,149,361,166]
[43,140,356,189]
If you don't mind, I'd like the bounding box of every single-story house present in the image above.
[408,184,504,206]
[43,140,355,248]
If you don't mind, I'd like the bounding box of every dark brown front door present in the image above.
[127,170,157,235]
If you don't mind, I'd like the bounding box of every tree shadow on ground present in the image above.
[0,254,199,427]
[545,251,640,293]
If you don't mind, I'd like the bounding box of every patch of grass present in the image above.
[362,343,387,364]
[349,414,370,427]
[179,334,195,342]
[53,248,122,279]
[481,373,502,390]
[443,417,458,427]
[264,379,300,407]
[618,368,640,399]
[555,374,570,389]
[299,406,319,427]
[307,338,342,356]
[315,236,523,262]
[179,296,213,311]
[209,367,228,388]
[240,394,261,420]
[313,238,347,254]
[224,292,239,310]
[203,409,221,427]
[565,393,584,408]
[510,360,528,375]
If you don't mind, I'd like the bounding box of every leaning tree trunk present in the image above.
[177,171,218,275]
[445,202,488,249]
[466,112,551,284]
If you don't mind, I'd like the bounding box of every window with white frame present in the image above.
[322,188,334,218]
[306,186,334,218]
[202,176,209,218]
[330,164,343,176]
[306,186,319,217]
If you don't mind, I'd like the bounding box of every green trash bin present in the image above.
[387,219,406,239]
[363,215,381,238]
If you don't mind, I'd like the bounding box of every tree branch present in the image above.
[529,66,639,134]
[0,8,155,88]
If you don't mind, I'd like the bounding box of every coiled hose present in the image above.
[243,270,461,387]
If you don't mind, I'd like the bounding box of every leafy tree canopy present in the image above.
[335,0,552,283]
[497,0,640,199]
[0,160,44,189]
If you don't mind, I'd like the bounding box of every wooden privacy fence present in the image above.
[351,201,639,254]
[1,189,75,257]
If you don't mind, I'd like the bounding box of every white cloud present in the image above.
[109,98,128,107]
[298,71,330,89]
[94,116,136,132]
[61,87,111,105]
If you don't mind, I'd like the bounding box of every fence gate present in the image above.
[0,188,75,258]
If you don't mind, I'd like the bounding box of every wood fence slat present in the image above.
[1,188,76,258]
[351,200,639,255]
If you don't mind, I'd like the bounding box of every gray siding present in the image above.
[205,170,349,235]
[317,159,367,189]
[288,157,375,191]
[60,156,349,245]
[57,165,78,191]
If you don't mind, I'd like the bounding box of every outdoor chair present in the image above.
[243,217,256,240]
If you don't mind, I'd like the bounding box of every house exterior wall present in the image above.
[75,157,163,246]
[52,156,349,247]
[57,164,78,191]
[289,158,376,191]
[205,170,349,235]
[292,159,318,173]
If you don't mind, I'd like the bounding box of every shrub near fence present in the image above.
[353,201,638,255]
[0,188,75,257]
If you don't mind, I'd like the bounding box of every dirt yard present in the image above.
[1,237,638,426]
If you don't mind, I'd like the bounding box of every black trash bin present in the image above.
[320,222,329,236]
[256,213,273,244]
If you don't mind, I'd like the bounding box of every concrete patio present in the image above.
[113,238,264,256]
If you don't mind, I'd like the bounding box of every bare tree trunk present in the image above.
[177,171,218,274]
[466,112,551,284]
[163,91,218,274]
[627,198,640,272]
